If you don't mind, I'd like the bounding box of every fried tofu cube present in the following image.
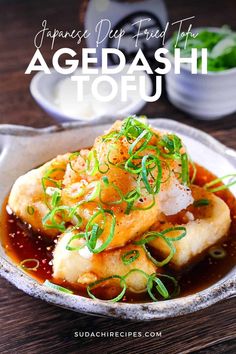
[150,186,231,269]
[8,154,69,236]
[53,231,157,293]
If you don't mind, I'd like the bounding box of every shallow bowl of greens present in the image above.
[165,27,236,120]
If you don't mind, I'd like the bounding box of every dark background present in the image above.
[0,0,236,353]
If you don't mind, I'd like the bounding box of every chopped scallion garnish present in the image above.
[121,250,140,265]
[26,206,35,215]
[209,246,227,259]
[44,280,73,294]
[20,258,39,271]
[193,199,210,207]
[205,174,236,193]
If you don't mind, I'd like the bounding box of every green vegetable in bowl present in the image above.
[169,26,236,72]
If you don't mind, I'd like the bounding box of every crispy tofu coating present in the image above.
[150,185,231,269]
[8,154,70,236]
[53,231,157,293]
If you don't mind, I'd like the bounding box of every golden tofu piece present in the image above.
[53,231,157,293]
[8,154,69,236]
[150,186,231,269]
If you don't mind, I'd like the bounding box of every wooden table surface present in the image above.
[0,1,236,353]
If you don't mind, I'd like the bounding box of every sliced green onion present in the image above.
[68,152,81,172]
[134,232,175,267]
[161,226,187,241]
[87,267,180,302]
[26,206,35,215]
[193,198,210,207]
[134,227,186,267]
[128,129,153,155]
[66,233,86,251]
[66,182,87,199]
[159,134,182,159]
[85,181,101,202]
[51,189,62,208]
[102,176,109,185]
[123,268,150,291]
[190,159,197,184]
[123,189,140,214]
[131,195,155,212]
[181,153,189,185]
[209,246,227,259]
[86,150,99,176]
[107,144,119,166]
[98,162,109,174]
[42,168,65,192]
[147,273,180,301]
[144,239,175,267]
[42,205,71,232]
[87,275,127,302]
[124,154,143,174]
[44,280,73,294]
[85,208,116,253]
[147,274,169,300]
[141,155,162,194]
[102,130,118,143]
[20,258,39,271]
[204,174,236,193]
[68,208,83,228]
[121,250,140,265]
[99,178,124,205]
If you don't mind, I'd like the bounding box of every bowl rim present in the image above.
[0,118,236,321]
[30,66,153,123]
[165,26,236,76]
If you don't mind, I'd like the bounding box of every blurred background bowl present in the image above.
[165,27,236,120]
[30,66,152,124]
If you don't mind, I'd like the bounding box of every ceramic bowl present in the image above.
[0,119,236,320]
[30,67,152,123]
[165,28,236,120]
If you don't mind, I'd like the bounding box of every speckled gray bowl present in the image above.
[0,119,236,320]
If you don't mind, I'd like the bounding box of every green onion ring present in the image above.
[147,273,180,301]
[147,274,169,300]
[99,179,124,205]
[121,250,140,265]
[204,174,236,193]
[85,182,101,202]
[42,205,71,232]
[42,167,65,192]
[68,152,81,172]
[128,129,153,155]
[209,246,227,259]
[141,155,162,194]
[181,153,189,185]
[193,199,210,207]
[86,150,99,176]
[66,233,86,251]
[190,159,197,184]
[26,206,35,215]
[161,226,187,241]
[85,209,116,253]
[20,258,40,271]
[87,275,127,302]
[44,280,73,294]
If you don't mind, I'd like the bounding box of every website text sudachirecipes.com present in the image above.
[73,331,162,338]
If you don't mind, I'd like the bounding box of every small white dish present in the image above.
[0,119,236,320]
[30,66,152,123]
[165,27,236,120]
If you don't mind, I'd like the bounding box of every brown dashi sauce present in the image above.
[1,164,236,302]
